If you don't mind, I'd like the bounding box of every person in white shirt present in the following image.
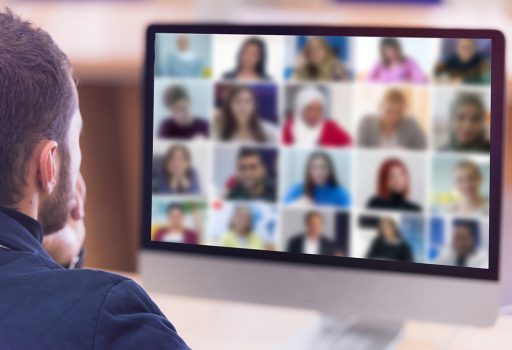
[167,34,203,77]
[435,220,488,268]
[448,160,489,216]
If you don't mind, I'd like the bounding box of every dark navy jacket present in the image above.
[0,208,190,350]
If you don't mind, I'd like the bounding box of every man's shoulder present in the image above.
[192,117,208,128]
[226,183,246,198]
[0,261,151,349]
[60,267,131,287]
[289,235,303,245]
[65,269,151,304]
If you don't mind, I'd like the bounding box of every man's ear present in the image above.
[37,140,59,194]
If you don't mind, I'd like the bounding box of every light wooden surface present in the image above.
[113,271,512,350]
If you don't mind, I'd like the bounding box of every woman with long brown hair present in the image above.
[155,144,200,194]
[284,151,350,208]
[217,86,277,143]
[291,37,350,81]
[366,217,413,262]
[222,37,271,81]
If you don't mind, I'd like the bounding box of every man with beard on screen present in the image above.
[0,10,189,349]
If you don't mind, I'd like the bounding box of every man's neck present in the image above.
[306,233,320,241]
[12,196,39,222]
[174,117,193,127]
[248,182,266,197]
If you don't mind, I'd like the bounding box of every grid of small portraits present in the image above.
[151,33,492,269]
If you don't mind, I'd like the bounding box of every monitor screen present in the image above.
[144,26,504,279]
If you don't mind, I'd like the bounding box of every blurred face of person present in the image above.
[456,39,477,63]
[387,165,408,194]
[382,45,400,63]
[302,100,324,127]
[379,99,405,127]
[306,39,328,65]
[170,99,191,125]
[231,89,256,125]
[237,154,266,192]
[168,208,184,228]
[167,148,189,176]
[455,165,481,200]
[240,43,261,71]
[233,207,251,234]
[177,35,190,52]
[452,225,475,258]
[453,102,484,145]
[306,214,324,239]
[39,86,83,234]
[379,219,397,242]
[309,156,330,186]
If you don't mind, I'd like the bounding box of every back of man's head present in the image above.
[0,9,75,208]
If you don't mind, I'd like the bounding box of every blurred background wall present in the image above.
[3,0,511,272]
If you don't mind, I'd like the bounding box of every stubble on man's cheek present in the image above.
[39,149,72,235]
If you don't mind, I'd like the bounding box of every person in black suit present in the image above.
[286,211,337,256]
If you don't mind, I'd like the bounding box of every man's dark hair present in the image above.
[164,85,189,108]
[237,148,264,163]
[454,219,480,244]
[0,9,75,207]
[167,203,184,214]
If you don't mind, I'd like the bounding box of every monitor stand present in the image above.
[276,314,404,350]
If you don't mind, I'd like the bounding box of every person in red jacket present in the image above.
[283,86,352,147]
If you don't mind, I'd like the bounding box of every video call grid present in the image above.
[150,33,492,268]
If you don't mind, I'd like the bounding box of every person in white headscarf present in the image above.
[282,86,352,147]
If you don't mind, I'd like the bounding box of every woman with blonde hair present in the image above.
[450,160,488,215]
[358,88,426,149]
[292,37,350,81]
[366,217,413,262]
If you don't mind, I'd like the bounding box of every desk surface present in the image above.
[116,272,512,350]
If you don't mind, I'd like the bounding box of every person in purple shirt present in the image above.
[158,84,209,140]
[368,37,427,84]
[0,10,189,349]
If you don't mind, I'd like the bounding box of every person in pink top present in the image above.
[368,37,427,84]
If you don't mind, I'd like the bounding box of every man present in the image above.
[435,39,490,84]
[436,220,488,268]
[0,10,189,349]
[226,148,276,202]
[287,211,337,256]
[158,85,209,139]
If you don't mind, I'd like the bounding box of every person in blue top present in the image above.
[284,151,350,207]
[0,10,189,349]
[167,34,203,77]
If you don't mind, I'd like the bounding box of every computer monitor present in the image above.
[140,24,505,347]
